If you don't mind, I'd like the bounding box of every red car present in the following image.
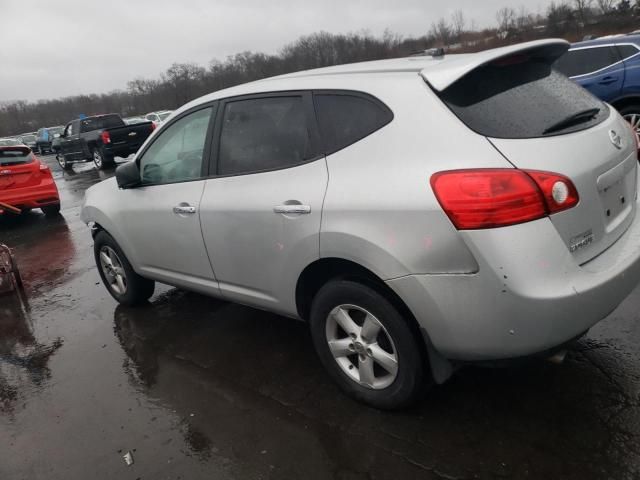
[0,146,60,216]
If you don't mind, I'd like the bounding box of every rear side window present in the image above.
[554,46,620,77]
[617,44,640,60]
[218,96,312,175]
[80,115,125,133]
[314,93,393,155]
[439,58,607,139]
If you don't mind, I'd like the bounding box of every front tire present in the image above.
[93,147,115,170]
[310,280,427,410]
[94,231,154,306]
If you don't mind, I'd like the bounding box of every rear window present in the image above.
[439,58,607,139]
[554,46,620,77]
[314,93,393,155]
[0,149,34,166]
[80,115,125,133]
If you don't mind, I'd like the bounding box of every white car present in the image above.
[144,110,173,125]
[82,39,640,409]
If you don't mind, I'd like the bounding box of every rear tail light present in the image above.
[101,131,111,144]
[151,122,157,131]
[39,163,49,172]
[430,169,579,230]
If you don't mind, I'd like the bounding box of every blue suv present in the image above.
[555,35,640,132]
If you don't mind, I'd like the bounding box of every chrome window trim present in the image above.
[565,42,640,79]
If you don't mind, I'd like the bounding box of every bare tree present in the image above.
[429,18,452,46]
[451,10,466,42]
[597,0,616,13]
[574,0,593,26]
[496,7,517,37]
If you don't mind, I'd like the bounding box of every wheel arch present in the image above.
[296,257,454,384]
[610,95,640,112]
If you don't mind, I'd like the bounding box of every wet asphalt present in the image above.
[2,155,640,479]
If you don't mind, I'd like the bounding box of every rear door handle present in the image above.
[598,76,618,85]
[173,205,197,215]
[273,205,311,215]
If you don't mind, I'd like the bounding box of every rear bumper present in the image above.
[0,180,59,210]
[103,143,139,158]
[388,201,640,361]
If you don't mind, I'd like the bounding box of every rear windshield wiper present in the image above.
[543,108,601,135]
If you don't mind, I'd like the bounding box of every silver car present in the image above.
[81,39,640,409]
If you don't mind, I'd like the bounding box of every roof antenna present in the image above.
[410,48,446,58]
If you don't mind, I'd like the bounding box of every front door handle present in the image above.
[173,205,196,215]
[273,204,311,215]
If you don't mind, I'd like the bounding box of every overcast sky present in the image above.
[0,0,556,103]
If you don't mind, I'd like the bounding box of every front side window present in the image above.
[139,107,212,185]
[218,96,311,176]
[314,93,393,155]
[554,46,620,77]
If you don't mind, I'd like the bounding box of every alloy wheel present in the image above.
[99,246,127,295]
[93,150,102,168]
[325,304,399,390]
[624,113,640,136]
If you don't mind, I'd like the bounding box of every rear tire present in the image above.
[57,153,72,171]
[619,104,640,135]
[93,147,115,170]
[310,280,427,410]
[42,203,61,217]
[94,230,154,306]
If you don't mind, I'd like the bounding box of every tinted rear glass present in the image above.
[0,149,34,165]
[80,115,125,132]
[439,58,607,139]
[554,46,620,77]
[314,93,393,155]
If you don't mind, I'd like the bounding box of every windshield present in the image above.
[438,57,607,138]
[0,148,34,165]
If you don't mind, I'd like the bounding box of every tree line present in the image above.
[1,0,639,137]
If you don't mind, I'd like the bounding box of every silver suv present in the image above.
[82,40,640,409]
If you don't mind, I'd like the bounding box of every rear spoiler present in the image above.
[421,39,570,92]
[0,146,31,155]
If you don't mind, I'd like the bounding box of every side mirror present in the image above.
[115,161,141,189]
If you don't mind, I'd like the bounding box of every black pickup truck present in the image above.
[57,114,154,170]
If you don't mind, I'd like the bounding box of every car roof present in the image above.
[171,39,568,116]
[571,34,640,48]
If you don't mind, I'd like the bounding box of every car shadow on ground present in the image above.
[112,288,638,480]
